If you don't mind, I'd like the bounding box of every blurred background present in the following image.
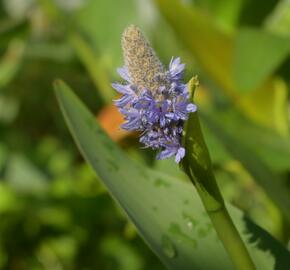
[0,0,290,269]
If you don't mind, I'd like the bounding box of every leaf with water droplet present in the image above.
[161,235,177,259]
[197,228,208,238]
[183,199,189,205]
[169,223,197,249]
[152,206,158,212]
[106,159,119,171]
[182,212,198,228]
[154,178,171,187]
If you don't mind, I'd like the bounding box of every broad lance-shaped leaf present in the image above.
[55,80,290,270]
[201,111,290,223]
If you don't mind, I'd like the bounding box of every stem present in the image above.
[182,78,256,270]
[189,169,256,270]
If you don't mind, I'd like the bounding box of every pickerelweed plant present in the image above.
[113,25,257,270]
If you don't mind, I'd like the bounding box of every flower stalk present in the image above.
[181,78,256,270]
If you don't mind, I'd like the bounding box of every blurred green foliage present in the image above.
[0,0,290,269]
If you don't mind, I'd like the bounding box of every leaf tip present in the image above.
[53,79,65,91]
[187,75,199,101]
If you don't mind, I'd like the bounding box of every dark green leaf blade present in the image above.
[202,111,290,222]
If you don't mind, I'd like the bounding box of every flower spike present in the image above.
[113,25,197,163]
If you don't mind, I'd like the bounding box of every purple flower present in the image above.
[169,57,185,81]
[112,25,197,163]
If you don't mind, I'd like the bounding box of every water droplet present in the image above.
[197,228,207,238]
[197,223,213,238]
[161,235,177,258]
[187,221,193,230]
[206,222,213,231]
[140,170,148,179]
[154,178,171,188]
[182,212,198,228]
[183,199,189,205]
[169,223,197,248]
[106,159,119,171]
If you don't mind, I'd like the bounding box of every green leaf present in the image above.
[238,0,277,26]
[0,20,28,47]
[154,0,289,133]
[0,39,25,89]
[206,109,290,172]
[69,33,114,103]
[101,236,143,270]
[5,154,49,194]
[192,0,243,33]
[265,0,290,37]
[55,80,290,270]
[201,111,290,222]
[234,28,290,92]
[75,0,146,68]
[154,0,236,98]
